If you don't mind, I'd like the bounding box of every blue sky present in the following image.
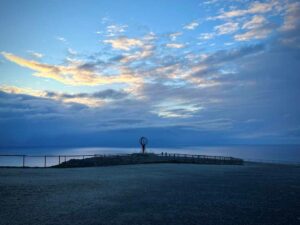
[0,0,300,147]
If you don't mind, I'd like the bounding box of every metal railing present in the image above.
[159,152,237,161]
[0,154,96,168]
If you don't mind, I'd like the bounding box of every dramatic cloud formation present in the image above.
[1,52,141,86]
[0,0,300,147]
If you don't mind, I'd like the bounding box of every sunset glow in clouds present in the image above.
[0,0,300,147]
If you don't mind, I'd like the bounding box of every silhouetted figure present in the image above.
[139,137,148,154]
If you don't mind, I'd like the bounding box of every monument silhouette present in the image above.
[139,137,148,154]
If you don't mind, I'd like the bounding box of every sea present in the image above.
[0,145,299,167]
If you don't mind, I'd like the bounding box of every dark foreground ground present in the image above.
[0,163,299,225]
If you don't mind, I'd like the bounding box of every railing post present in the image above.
[44,156,47,168]
[59,155,61,164]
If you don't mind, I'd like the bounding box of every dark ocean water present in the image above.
[0,145,299,167]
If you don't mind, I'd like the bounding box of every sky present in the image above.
[0,0,300,148]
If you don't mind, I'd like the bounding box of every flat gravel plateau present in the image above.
[0,163,299,225]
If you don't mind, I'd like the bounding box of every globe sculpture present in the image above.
[139,137,148,154]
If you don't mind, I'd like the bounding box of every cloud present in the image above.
[243,15,266,30]
[184,21,199,30]
[1,36,300,146]
[198,32,215,40]
[143,32,156,41]
[280,2,300,31]
[0,85,128,107]
[203,0,219,5]
[67,48,77,55]
[166,43,185,49]
[211,0,279,20]
[106,33,156,63]
[169,32,182,41]
[2,1,300,146]
[106,24,128,37]
[234,15,274,41]
[27,50,43,58]
[150,44,264,89]
[153,99,202,118]
[56,36,67,43]
[45,89,127,100]
[278,2,300,48]
[1,52,140,86]
[103,37,144,51]
[201,44,265,64]
[234,27,272,41]
[120,45,154,63]
[91,89,128,99]
[215,22,239,35]
[0,85,45,98]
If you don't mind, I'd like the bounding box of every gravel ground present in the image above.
[0,163,299,225]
